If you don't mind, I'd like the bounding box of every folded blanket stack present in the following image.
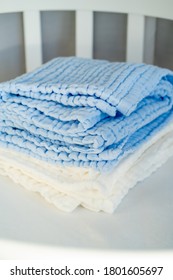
[0,57,173,212]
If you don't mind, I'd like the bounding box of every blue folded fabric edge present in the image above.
[0,57,173,172]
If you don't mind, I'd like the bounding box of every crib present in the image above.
[0,0,173,259]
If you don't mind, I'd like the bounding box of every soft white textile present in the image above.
[1,121,173,213]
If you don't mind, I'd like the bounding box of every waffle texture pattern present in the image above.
[1,119,173,213]
[0,57,173,172]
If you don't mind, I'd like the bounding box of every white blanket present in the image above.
[1,121,173,213]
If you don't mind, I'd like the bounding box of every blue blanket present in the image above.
[0,57,173,171]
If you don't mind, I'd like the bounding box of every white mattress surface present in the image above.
[0,156,173,259]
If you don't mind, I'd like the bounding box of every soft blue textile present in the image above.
[0,57,173,172]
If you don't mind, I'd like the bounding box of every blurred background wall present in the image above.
[0,11,172,82]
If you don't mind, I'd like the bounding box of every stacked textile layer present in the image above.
[0,57,173,212]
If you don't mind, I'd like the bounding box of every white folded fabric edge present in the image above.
[0,121,173,213]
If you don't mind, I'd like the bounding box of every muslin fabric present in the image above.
[0,119,173,213]
[0,57,173,212]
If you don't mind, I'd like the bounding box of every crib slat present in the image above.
[76,10,93,58]
[126,14,145,63]
[23,11,42,72]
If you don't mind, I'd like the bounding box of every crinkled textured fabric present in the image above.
[0,57,173,172]
[0,118,173,213]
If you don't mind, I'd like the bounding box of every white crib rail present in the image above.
[23,11,42,72]
[76,10,93,59]
[1,0,173,72]
[126,14,145,63]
